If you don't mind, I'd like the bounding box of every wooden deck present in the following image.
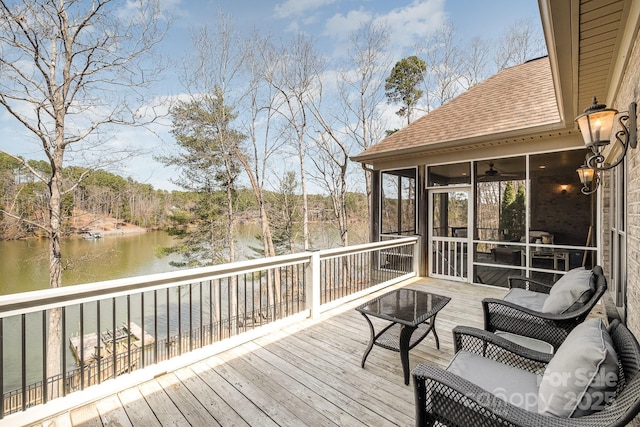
[18,279,530,426]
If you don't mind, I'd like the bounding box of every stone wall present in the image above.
[610,34,640,336]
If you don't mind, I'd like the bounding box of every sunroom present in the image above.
[353,56,597,289]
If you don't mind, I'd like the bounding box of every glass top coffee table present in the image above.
[356,289,451,385]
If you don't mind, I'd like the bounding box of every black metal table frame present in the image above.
[357,291,450,385]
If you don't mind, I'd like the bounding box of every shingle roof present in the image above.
[353,56,562,161]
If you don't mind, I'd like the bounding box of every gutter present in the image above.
[351,120,571,164]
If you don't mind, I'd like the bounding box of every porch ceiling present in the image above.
[541,0,640,119]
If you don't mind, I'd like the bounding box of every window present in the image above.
[529,151,593,249]
[381,169,416,235]
[610,160,627,318]
[472,151,596,287]
[428,163,471,187]
[474,158,526,242]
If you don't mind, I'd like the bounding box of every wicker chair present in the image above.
[413,321,640,426]
[482,265,607,351]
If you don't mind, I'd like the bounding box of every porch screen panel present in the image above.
[529,151,593,272]
[473,157,526,283]
[474,157,526,243]
[381,169,416,235]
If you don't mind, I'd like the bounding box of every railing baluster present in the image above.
[79,303,85,391]
[62,307,67,397]
[96,301,101,384]
[243,274,248,333]
[299,263,303,312]
[166,288,170,360]
[188,284,193,352]
[217,279,222,340]
[251,272,262,328]
[270,269,275,320]
[21,314,26,411]
[154,289,158,364]
[41,311,46,406]
[228,277,232,336]
[111,298,116,381]
[199,282,203,349]
[330,257,334,302]
[141,292,145,368]
[177,286,182,355]
[126,296,131,373]
[236,275,240,334]
[208,280,213,344]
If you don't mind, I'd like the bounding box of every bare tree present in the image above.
[242,30,286,259]
[0,0,166,391]
[418,21,465,109]
[461,36,491,89]
[338,22,391,239]
[260,32,324,251]
[270,171,301,254]
[308,129,351,246]
[307,23,391,247]
[494,19,546,71]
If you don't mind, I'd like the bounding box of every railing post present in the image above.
[306,250,321,320]
[413,235,422,276]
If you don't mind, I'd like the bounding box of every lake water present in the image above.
[0,222,368,296]
[0,229,182,295]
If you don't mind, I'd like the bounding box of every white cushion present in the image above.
[495,331,554,354]
[504,288,548,311]
[538,318,618,418]
[447,350,541,412]
[542,268,593,314]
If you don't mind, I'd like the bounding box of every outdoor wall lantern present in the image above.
[576,163,598,195]
[575,97,637,194]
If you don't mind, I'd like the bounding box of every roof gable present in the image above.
[354,56,562,161]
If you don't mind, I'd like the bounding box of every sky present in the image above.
[0,0,543,192]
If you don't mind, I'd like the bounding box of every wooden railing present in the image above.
[0,237,418,418]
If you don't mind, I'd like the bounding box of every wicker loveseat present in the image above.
[413,320,640,426]
[482,265,607,352]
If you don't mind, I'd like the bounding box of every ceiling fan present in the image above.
[485,162,500,177]
[478,162,519,181]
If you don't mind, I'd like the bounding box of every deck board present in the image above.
[117,387,161,427]
[134,379,190,426]
[30,278,521,427]
[154,373,221,426]
[188,361,279,427]
[94,394,133,427]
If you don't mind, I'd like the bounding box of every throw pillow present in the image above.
[538,318,618,417]
[542,268,593,313]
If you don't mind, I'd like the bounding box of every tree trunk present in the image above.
[299,146,310,251]
[46,148,64,398]
[234,151,276,258]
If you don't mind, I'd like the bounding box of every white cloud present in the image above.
[118,0,184,22]
[274,0,337,19]
[324,9,373,40]
[321,0,446,60]
[373,0,446,52]
[284,20,301,33]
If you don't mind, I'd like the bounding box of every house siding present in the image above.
[610,33,640,337]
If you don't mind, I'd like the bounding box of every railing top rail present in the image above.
[318,236,418,260]
[0,239,419,318]
[0,251,313,318]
